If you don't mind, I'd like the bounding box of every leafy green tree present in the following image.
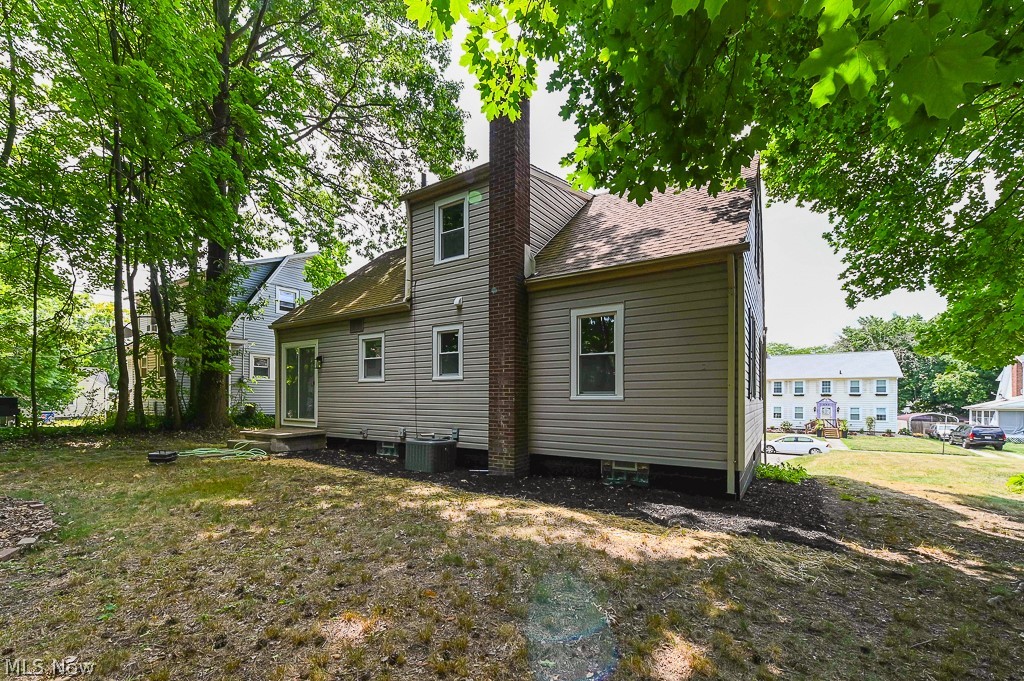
[767,342,832,356]
[303,243,351,296]
[408,0,1024,365]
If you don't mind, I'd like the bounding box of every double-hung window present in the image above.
[359,333,385,382]
[849,407,861,421]
[435,194,468,263]
[251,355,272,379]
[772,406,782,419]
[849,379,861,395]
[277,287,298,313]
[794,406,804,420]
[794,380,804,396]
[570,304,624,400]
[876,407,887,421]
[875,379,887,395]
[821,380,832,395]
[772,381,783,396]
[433,325,463,380]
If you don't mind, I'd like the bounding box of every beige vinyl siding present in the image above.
[277,185,491,449]
[529,174,589,251]
[740,192,765,491]
[529,264,729,468]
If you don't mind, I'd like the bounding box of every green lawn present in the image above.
[2,434,1023,680]
[841,434,965,454]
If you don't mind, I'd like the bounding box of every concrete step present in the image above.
[232,429,327,454]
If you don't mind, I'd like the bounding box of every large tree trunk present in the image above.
[0,0,16,166]
[191,0,237,429]
[29,242,42,438]
[127,251,146,428]
[150,261,181,429]
[108,9,129,433]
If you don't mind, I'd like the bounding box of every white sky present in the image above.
[96,33,948,347]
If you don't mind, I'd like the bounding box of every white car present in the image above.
[765,435,831,456]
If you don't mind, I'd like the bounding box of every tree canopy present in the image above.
[408,0,1024,366]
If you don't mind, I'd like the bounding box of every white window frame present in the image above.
[358,332,385,383]
[794,380,804,396]
[250,354,273,380]
[794,406,804,420]
[821,380,832,395]
[570,303,625,401]
[280,340,318,425]
[434,193,469,264]
[772,381,783,396]
[849,407,861,421]
[876,407,887,421]
[276,287,299,313]
[849,379,861,395]
[432,324,463,380]
[875,379,888,395]
[772,406,782,419]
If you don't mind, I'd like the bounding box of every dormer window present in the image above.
[435,194,468,263]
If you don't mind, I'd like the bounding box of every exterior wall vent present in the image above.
[349,318,365,334]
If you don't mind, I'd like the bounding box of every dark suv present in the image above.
[949,425,1007,450]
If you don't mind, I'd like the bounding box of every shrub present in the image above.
[780,420,792,432]
[865,416,876,432]
[231,403,275,429]
[1008,474,1024,495]
[756,461,810,485]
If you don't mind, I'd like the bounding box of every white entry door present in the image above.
[820,405,833,419]
[282,342,317,425]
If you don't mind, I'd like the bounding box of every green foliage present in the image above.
[303,243,351,296]
[865,416,876,432]
[767,342,832,356]
[408,0,1024,365]
[1007,474,1024,495]
[756,461,810,485]
[231,403,276,429]
[780,420,793,431]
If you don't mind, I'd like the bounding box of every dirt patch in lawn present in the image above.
[0,496,56,551]
[297,449,844,551]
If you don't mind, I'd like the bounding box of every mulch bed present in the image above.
[0,497,56,552]
[294,449,847,551]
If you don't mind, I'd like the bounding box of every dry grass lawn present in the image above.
[1,434,1023,680]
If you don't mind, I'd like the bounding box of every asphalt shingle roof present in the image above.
[533,160,758,279]
[271,248,406,329]
[767,351,905,380]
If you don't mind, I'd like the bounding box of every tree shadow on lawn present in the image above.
[295,449,1024,581]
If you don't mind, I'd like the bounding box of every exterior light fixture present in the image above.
[315,355,324,370]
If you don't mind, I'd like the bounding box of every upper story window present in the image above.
[794,380,804,396]
[435,194,469,263]
[772,381,783,396]
[821,380,832,395]
[251,355,272,379]
[875,379,888,395]
[849,379,861,395]
[359,333,385,382]
[571,304,624,400]
[433,324,463,380]
[277,287,298,313]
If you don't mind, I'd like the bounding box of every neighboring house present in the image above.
[270,110,766,496]
[60,369,113,419]
[766,351,903,432]
[965,357,1024,437]
[130,253,316,417]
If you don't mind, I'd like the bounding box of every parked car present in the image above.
[948,425,1007,450]
[926,423,960,440]
[765,435,831,456]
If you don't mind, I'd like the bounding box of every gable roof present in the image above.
[270,248,408,330]
[232,257,284,306]
[767,351,904,380]
[531,160,758,281]
[964,396,1024,411]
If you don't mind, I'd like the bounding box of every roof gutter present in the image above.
[269,300,411,332]
[525,242,750,292]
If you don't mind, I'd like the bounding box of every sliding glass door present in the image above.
[282,342,317,423]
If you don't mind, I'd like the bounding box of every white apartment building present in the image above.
[766,351,903,432]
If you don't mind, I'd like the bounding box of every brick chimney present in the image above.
[1012,360,1023,398]
[488,101,531,476]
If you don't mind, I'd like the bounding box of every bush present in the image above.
[756,461,810,485]
[780,420,792,432]
[1008,474,1024,495]
[231,403,275,429]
